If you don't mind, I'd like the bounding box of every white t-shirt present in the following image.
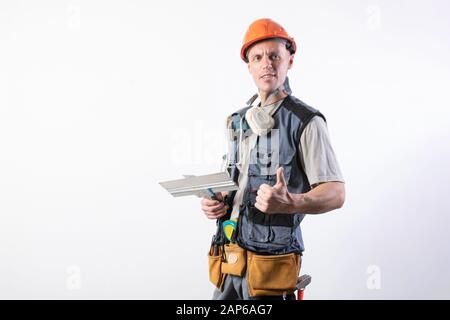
[299,116,344,186]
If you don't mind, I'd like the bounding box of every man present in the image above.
[201,18,345,300]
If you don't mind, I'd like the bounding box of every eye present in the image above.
[253,55,262,62]
[270,54,280,60]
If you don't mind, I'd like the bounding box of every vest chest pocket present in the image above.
[247,145,294,179]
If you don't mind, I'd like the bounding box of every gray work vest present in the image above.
[216,95,326,255]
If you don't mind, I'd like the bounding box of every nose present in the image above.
[261,55,273,70]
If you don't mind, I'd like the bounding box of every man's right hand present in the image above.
[201,192,228,220]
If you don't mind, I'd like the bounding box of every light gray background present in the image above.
[1,0,449,299]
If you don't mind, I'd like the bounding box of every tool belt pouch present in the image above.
[247,251,301,297]
[221,243,247,277]
[208,246,225,291]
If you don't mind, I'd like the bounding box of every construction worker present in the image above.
[202,18,345,300]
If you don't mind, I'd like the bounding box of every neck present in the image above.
[259,88,288,107]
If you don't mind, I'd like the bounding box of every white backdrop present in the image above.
[1,0,450,299]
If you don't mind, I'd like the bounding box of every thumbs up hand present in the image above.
[255,167,294,214]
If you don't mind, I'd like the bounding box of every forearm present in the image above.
[288,182,345,214]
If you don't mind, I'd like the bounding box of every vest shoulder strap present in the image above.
[281,95,326,123]
[280,95,327,141]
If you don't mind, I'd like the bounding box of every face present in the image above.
[247,39,294,95]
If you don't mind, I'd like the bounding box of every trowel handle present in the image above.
[206,188,218,201]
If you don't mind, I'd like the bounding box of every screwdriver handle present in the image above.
[207,188,218,201]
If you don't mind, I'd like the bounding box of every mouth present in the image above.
[260,73,276,80]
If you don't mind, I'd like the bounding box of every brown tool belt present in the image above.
[208,243,301,297]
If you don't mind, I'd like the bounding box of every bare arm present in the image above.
[288,181,345,214]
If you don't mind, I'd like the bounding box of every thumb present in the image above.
[275,167,287,187]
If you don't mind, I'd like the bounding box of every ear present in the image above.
[288,54,295,69]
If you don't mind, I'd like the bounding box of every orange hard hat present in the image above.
[241,18,297,62]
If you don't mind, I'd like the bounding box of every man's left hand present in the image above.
[255,167,294,214]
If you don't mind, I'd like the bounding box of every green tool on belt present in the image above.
[222,219,237,242]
